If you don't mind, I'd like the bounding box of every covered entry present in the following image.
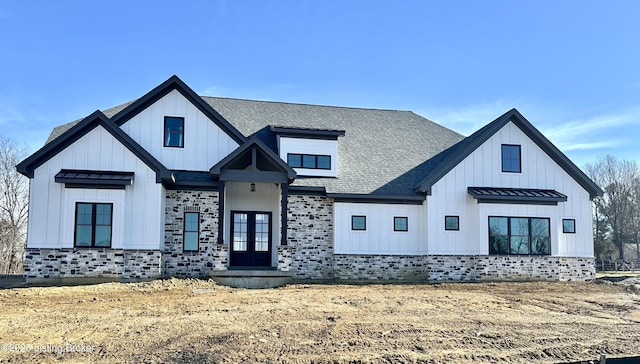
[210,136,296,268]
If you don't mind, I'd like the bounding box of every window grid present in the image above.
[501,144,521,173]
[183,212,200,252]
[74,202,113,248]
[489,216,550,256]
[287,153,331,170]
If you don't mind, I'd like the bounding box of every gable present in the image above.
[117,89,241,171]
[17,111,172,183]
[415,109,603,200]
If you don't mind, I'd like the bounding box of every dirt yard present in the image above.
[1,278,640,363]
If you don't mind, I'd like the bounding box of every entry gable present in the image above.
[17,110,173,183]
[211,135,296,183]
[110,75,246,145]
[414,108,603,199]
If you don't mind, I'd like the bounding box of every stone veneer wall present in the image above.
[24,248,161,280]
[331,254,595,282]
[287,194,334,279]
[163,190,227,277]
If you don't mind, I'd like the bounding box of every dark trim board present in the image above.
[328,193,425,205]
[270,126,345,140]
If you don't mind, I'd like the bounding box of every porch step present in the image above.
[210,269,292,289]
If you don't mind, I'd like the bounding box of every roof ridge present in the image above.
[200,95,414,113]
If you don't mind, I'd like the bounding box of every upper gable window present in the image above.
[501,144,521,173]
[164,116,184,148]
[287,153,331,170]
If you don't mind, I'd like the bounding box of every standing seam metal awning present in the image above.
[468,187,567,205]
[55,169,134,189]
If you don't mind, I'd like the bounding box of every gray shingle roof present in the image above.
[43,96,464,196]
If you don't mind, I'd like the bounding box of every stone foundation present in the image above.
[24,248,162,280]
[333,254,427,281]
[287,194,334,279]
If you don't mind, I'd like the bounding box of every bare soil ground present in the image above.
[1,278,640,363]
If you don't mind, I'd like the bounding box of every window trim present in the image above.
[488,216,551,256]
[501,144,521,173]
[444,215,460,231]
[183,211,200,252]
[393,216,408,232]
[287,153,332,170]
[351,215,367,231]
[74,202,113,248]
[562,218,576,234]
[164,116,185,148]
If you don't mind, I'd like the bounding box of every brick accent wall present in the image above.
[24,248,161,280]
[286,194,334,279]
[331,254,595,282]
[163,190,226,277]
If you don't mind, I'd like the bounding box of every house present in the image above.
[16,75,603,284]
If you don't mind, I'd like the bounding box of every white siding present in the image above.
[119,89,239,170]
[27,125,163,250]
[224,182,281,265]
[278,137,338,177]
[334,202,426,254]
[427,121,594,257]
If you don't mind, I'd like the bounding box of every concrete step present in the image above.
[210,269,292,288]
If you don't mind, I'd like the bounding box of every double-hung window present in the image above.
[75,203,113,248]
[488,216,550,255]
[184,212,200,251]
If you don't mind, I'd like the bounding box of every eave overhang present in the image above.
[270,126,345,140]
[55,169,134,189]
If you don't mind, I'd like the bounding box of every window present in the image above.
[287,153,331,170]
[563,219,576,234]
[184,212,200,251]
[394,217,408,232]
[164,116,184,148]
[501,144,521,173]
[75,203,112,248]
[488,216,550,255]
[445,216,460,231]
[351,216,366,231]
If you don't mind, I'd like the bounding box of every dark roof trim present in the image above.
[16,111,173,183]
[270,126,345,140]
[327,193,425,205]
[414,108,604,200]
[55,169,134,188]
[110,75,246,145]
[166,170,219,190]
[210,135,296,181]
[468,187,568,205]
[288,185,327,195]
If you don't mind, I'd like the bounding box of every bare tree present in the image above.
[586,155,639,261]
[0,136,29,274]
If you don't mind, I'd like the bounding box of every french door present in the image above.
[230,211,272,267]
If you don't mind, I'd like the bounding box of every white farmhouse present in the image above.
[17,76,602,283]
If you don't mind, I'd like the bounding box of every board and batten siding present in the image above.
[119,89,239,171]
[278,137,338,177]
[426,121,594,257]
[27,125,164,250]
[334,202,426,254]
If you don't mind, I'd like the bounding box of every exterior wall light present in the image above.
[250,182,256,192]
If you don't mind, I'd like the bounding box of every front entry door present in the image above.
[230,211,272,267]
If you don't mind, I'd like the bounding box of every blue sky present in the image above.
[0,0,638,167]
